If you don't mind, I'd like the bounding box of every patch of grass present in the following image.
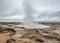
[0,22,60,25]
[37,22,60,25]
[0,22,20,25]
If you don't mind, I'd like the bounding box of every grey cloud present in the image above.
[37,10,60,22]
[0,0,60,22]
[50,11,60,17]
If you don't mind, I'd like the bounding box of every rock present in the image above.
[0,24,60,43]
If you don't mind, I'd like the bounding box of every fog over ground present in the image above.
[0,0,60,22]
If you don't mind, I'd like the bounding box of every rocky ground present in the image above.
[0,24,60,43]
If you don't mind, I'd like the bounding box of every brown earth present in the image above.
[0,24,60,43]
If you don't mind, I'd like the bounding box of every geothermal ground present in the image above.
[0,22,60,43]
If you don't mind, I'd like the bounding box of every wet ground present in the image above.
[0,24,60,43]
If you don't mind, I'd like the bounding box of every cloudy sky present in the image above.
[0,0,60,22]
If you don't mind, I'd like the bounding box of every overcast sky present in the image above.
[0,0,60,22]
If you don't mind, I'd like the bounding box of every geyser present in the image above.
[22,0,50,28]
[21,0,50,28]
